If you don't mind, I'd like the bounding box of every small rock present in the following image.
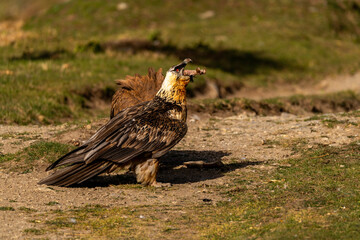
[139,215,145,219]
[61,63,70,71]
[215,35,228,42]
[199,10,215,19]
[86,124,92,130]
[71,139,80,146]
[189,114,201,122]
[37,186,53,192]
[40,63,48,71]
[0,70,14,75]
[37,115,45,122]
[69,218,77,224]
[117,2,128,10]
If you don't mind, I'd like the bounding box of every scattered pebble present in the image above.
[117,2,128,10]
[37,115,45,122]
[189,114,201,122]
[199,10,215,19]
[61,63,70,71]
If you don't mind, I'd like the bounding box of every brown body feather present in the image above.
[110,68,164,118]
[39,59,200,187]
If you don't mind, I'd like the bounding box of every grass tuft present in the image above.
[0,141,74,172]
[23,228,44,235]
[0,206,15,211]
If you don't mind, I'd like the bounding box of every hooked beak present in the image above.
[172,58,193,74]
[169,58,206,82]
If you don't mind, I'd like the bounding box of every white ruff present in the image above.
[157,72,176,95]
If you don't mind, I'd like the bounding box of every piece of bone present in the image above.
[184,68,206,76]
[183,160,223,168]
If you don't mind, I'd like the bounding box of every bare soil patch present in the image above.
[0,20,36,47]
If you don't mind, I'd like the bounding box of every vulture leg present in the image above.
[134,159,170,187]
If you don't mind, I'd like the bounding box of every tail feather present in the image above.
[39,160,114,187]
[46,145,87,171]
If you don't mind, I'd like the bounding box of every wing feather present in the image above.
[84,114,187,165]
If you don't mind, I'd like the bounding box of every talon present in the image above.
[150,181,172,188]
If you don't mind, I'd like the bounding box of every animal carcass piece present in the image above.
[38,59,206,187]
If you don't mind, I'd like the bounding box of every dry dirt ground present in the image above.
[0,110,359,239]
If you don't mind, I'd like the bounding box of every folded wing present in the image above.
[39,101,187,186]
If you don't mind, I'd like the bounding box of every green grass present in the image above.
[23,228,44,235]
[0,141,74,172]
[322,118,358,128]
[26,141,360,239]
[341,110,360,117]
[19,207,37,213]
[1,0,360,124]
[46,201,60,206]
[305,114,359,128]
[0,206,15,211]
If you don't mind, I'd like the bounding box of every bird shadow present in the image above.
[74,150,262,188]
[158,150,261,184]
